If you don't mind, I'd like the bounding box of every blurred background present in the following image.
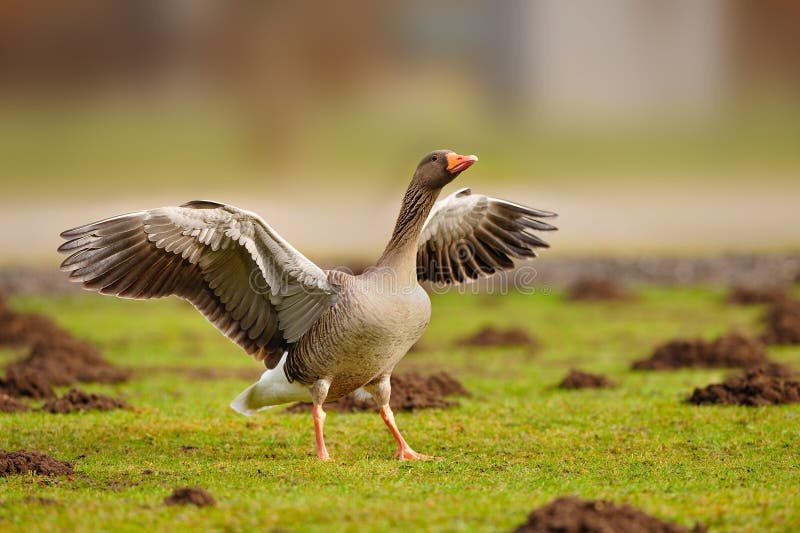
[1,0,798,265]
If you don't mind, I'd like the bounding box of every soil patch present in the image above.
[632,332,774,371]
[41,388,128,414]
[0,393,30,413]
[511,496,706,533]
[164,487,216,507]
[0,297,63,346]
[750,362,797,378]
[0,450,74,476]
[0,297,130,400]
[688,368,800,406]
[457,326,538,350]
[286,371,469,413]
[726,285,788,305]
[558,369,616,389]
[762,298,800,345]
[566,278,632,302]
[0,366,55,399]
[7,335,131,386]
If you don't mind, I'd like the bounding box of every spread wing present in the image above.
[417,188,557,284]
[58,200,338,367]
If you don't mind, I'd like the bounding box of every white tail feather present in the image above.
[230,353,310,416]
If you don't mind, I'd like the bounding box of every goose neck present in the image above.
[376,181,439,280]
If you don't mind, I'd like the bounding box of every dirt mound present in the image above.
[286,371,469,413]
[0,450,74,476]
[458,326,538,350]
[164,487,216,507]
[558,369,616,389]
[0,366,55,399]
[754,362,797,378]
[566,278,632,302]
[424,371,469,396]
[688,368,800,406]
[0,393,30,413]
[762,298,800,345]
[41,388,128,414]
[386,371,469,410]
[0,298,130,400]
[726,285,788,305]
[7,335,131,386]
[0,297,63,346]
[511,496,706,533]
[632,332,770,370]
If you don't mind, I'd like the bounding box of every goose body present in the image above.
[232,269,431,414]
[59,150,556,460]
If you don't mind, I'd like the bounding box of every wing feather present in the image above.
[417,188,556,285]
[59,202,338,364]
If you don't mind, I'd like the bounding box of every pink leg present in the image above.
[379,405,432,460]
[312,404,331,461]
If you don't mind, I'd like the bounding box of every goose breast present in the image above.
[287,271,430,399]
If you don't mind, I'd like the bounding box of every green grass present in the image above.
[1,287,799,532]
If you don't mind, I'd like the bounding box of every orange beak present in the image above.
[446,152,479,174]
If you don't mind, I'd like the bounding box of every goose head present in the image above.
[413,150,478,190]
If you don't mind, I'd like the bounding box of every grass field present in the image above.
[1,287,799,532]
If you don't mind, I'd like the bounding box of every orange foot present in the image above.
[395,446,433,461]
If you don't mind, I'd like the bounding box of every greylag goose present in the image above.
[58,150,557,460]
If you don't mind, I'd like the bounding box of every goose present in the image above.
[58,150,557,460]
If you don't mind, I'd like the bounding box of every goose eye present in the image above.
[431,155,438,161]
